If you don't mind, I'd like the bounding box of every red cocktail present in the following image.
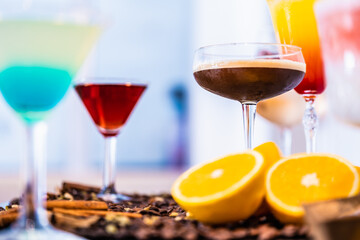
[75,79,146,201]
[294,49,325,95]
[75,83,146,136]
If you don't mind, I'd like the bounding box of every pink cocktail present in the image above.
[315,0,360,125]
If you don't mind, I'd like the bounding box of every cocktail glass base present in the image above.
[0,226,85,240]
[97,192,130,203]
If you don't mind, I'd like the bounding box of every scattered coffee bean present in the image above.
[0,182,311,239]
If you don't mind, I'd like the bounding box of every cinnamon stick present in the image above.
[46,200,108,210]
[0,211,18,227]
[0,208,19,215]
[51,212,100,229]
[62,182,101,193]
[52,208,142,218]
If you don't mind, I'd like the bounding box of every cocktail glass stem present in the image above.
[3,122,85,239]
[98,135,129,202]
[241,103,257,149]
[280,127,292,156]
[16,122,48,229]
[101,136,117,194]
[303,96,319,153]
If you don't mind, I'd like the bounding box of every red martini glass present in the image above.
[75,78,146,202]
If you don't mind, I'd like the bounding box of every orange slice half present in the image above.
[266,153,359,223]
[171,151,266,224]
[254,141,282,169]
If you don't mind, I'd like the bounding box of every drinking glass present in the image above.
[257,90,304,155]
[0,1,102,239]
[267,0,326,153]
[315,0,360,126]
[193,43,305,149]
[75,78,147,202]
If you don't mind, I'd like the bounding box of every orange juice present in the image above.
[267,0,326,96]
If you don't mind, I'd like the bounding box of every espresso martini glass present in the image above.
[75,78,147,202]
[193,43,305,149]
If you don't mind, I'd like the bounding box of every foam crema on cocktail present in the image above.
[315,0,360,126]
[194,59,305,103]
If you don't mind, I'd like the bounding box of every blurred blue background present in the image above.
[0,0,194,173]
[0,0,360,184]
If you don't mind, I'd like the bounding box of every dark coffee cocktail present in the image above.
[193,60,305,103]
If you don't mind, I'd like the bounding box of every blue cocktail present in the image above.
[0,10,101,240]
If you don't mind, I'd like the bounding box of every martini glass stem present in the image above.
[101,136,117,194]
[17,122,48,229]
[280,127,292,156]
[241,103,257,149]
[303,96,318,153]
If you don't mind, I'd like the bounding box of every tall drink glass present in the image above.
[0,1,102,239]
[315,0,360,126]
[193,43,305,149]
[267,0,326,153]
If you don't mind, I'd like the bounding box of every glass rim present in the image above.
[0,0,109,26]
[75,77,148,86]
[195,42,303,59]
[314,0,358,15]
